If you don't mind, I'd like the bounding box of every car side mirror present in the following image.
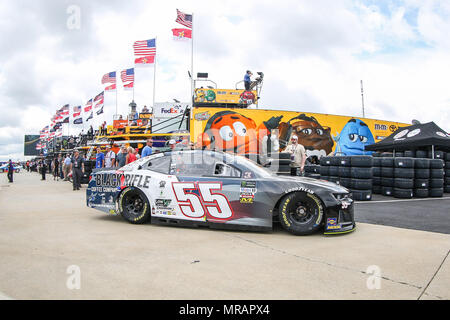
[138,165,143,170]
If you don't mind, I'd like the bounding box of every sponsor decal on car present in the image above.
[94,173,151,191]
[326,218,340,230]
[284,186,315,194]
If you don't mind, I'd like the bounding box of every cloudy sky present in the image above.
[1,0,450,161]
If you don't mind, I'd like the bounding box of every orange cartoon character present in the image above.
[199,111,282,155]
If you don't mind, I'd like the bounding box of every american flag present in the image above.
[133,39,156,57]
[175,9,192,29]
[84,99,93,112]
[94,91,104,102]
[59,104,69,116]
[121,68,135,83]
[101,71,116,84]
[73,106,81,117]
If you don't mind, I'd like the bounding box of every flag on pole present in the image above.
[96,106,104,116]
[59,104,70,116]
[73,106,81,118]
[62,116,69,124]
[135,56,155,66]
[86,111,93,122]
[172,28,192,40]
[123,82,134,91]
[56,129,63,137]
[121,68,135,82]
[94,91,104,108]
[105,83,116,91]
[84,99,93,112]
[133,39,156,56]
[175,9,192,28]
[101,71,116,84]
[73,117,83,125]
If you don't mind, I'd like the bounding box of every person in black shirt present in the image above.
[40,159,47,180]
[71,151,85,191]
[7,160,14,183]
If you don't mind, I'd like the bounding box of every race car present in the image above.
[0,163,21,173]
[86,150,355,235]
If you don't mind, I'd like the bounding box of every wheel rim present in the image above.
[288,197,316,225]
[124,193,145,216]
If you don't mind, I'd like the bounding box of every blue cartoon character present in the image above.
[334,119,375,155]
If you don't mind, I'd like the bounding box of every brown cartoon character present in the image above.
[278,114,334,155]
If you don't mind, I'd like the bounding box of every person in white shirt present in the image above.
[104,146,116,168]
[284,135,306,176]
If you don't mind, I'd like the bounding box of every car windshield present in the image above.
[231,154,276,178]
[119,153,164,171]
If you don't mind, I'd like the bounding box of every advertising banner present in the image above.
[194,88,257,105]
[153,102,189,118]
[24,135,41,156]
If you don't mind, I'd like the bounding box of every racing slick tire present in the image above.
[372,167,381,177]
[446,152,450,161]
[394,152,404,157]
[394,157,414,168]
[429,150,444,159]
[430,169,444,179]
[372,152,381,157]
[329,166,339,177]
[381,177,394,187]
[351,167,372,179]
[429,179,444,188]
[381,152,393,158]
[320,157,332,166]
[118,187,151,224]
[338,166,351,178]
[328,176,339,184]
[393,188,413,199]
[404,150,415,158]
[415,150,427,158]
[413,188,429,198]
[350,156,373,167]
[444,185,450,193]
[373,176,381,186]
[394,178,414,189]
[339,177,351,188]
[319,166,329,176]
[430,159,444,169]
[414,169,430,179]
[445,177,450,185]
[350,178,372,190]
[330,157,341,166]
[372,158,381,167]
[339,156,351,167]
[278,192,324,235]
[446,168,450,177]
[372,185,382,194]
[414,179,429,189]
[380,157,394,167]
[414,158,430,169]
[381,167,394,178]
[429,188,444,197]
[394,168,415,179]
[350,189,372,201]
[381,186,393,196]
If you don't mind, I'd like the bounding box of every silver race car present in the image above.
[86,150,355,235]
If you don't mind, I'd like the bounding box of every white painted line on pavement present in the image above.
[356,197,450,204]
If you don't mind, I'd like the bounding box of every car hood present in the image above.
[268,175,349,194]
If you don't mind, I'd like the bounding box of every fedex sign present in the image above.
[154,102,189,118]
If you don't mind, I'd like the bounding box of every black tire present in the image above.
[429,179,444,188]
[350,178,373,190]
[350,189,372,201]
[394,168,415,179]
[394,152,404,157]
[372,185,382,194]
[372,152,381,157]
[445,176,450,185]
[319,166,330,176]
[339,156,352,167]
[413,188,429,198]
[373,176,381,186]
[429,188,444,197]
[329,166,339,177]
[339,177,351,188]
[415,150,427,158]
[118,187,151,224]
[430,150,444,159]
[278,192,325,235]
[350,156,373,167]
[271,152,291,160]
[372,167,381,177]
[393,188,413,199]
[351,167,372,179]
[328,176,339,184]
[380,157,394,167]
[311,165,320,173]
[446,152,450,161]
[338,166,351,178]
[381,167,394,178]
[430,169,444,179]
[330,157,341,166]
[372,158,381,167]
[415,169,430,179]
[381,186,393,196]
[320,157,332,166]
[414,179,429,189]
[445,185,450,193]
[394,157,414,168]
[446,168,450,177]
[394,178,414,189]
[414,158,430,169]
[381,152,393,157]
[404,150,415,158]
[430,159,444,169]
[381,177,395,187]
[445,161,450,169]
[320,176,330,181]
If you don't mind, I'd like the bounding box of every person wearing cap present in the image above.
[285,135,306,176]
[244,70,253,91]
[141,139,153,158]
[168,139,176,151]
[104,145,116,168]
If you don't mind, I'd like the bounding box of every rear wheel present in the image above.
[118,188,151,224]
[278,192,324,235]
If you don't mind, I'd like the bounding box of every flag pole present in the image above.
[191,13,194,105]
[115,71,118,118]
[153,37,157,107]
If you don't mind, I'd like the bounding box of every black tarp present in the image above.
[365,122,450,151]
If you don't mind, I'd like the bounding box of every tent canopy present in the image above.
[365,122,450,151]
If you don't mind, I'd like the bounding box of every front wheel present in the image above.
[278,192,324,235]
[118,188,151,224]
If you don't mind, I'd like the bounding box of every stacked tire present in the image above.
[372,157,382,194]
[304,164,321,179]
[338,156,352,189]
[349,156,373,201]
[429,159,444,197]
[266,153,291,175]
[380,156,394,196]
[446,152,450,194]
[319,156,332,182]
[414,158,430,198]
[393,158,415,199]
